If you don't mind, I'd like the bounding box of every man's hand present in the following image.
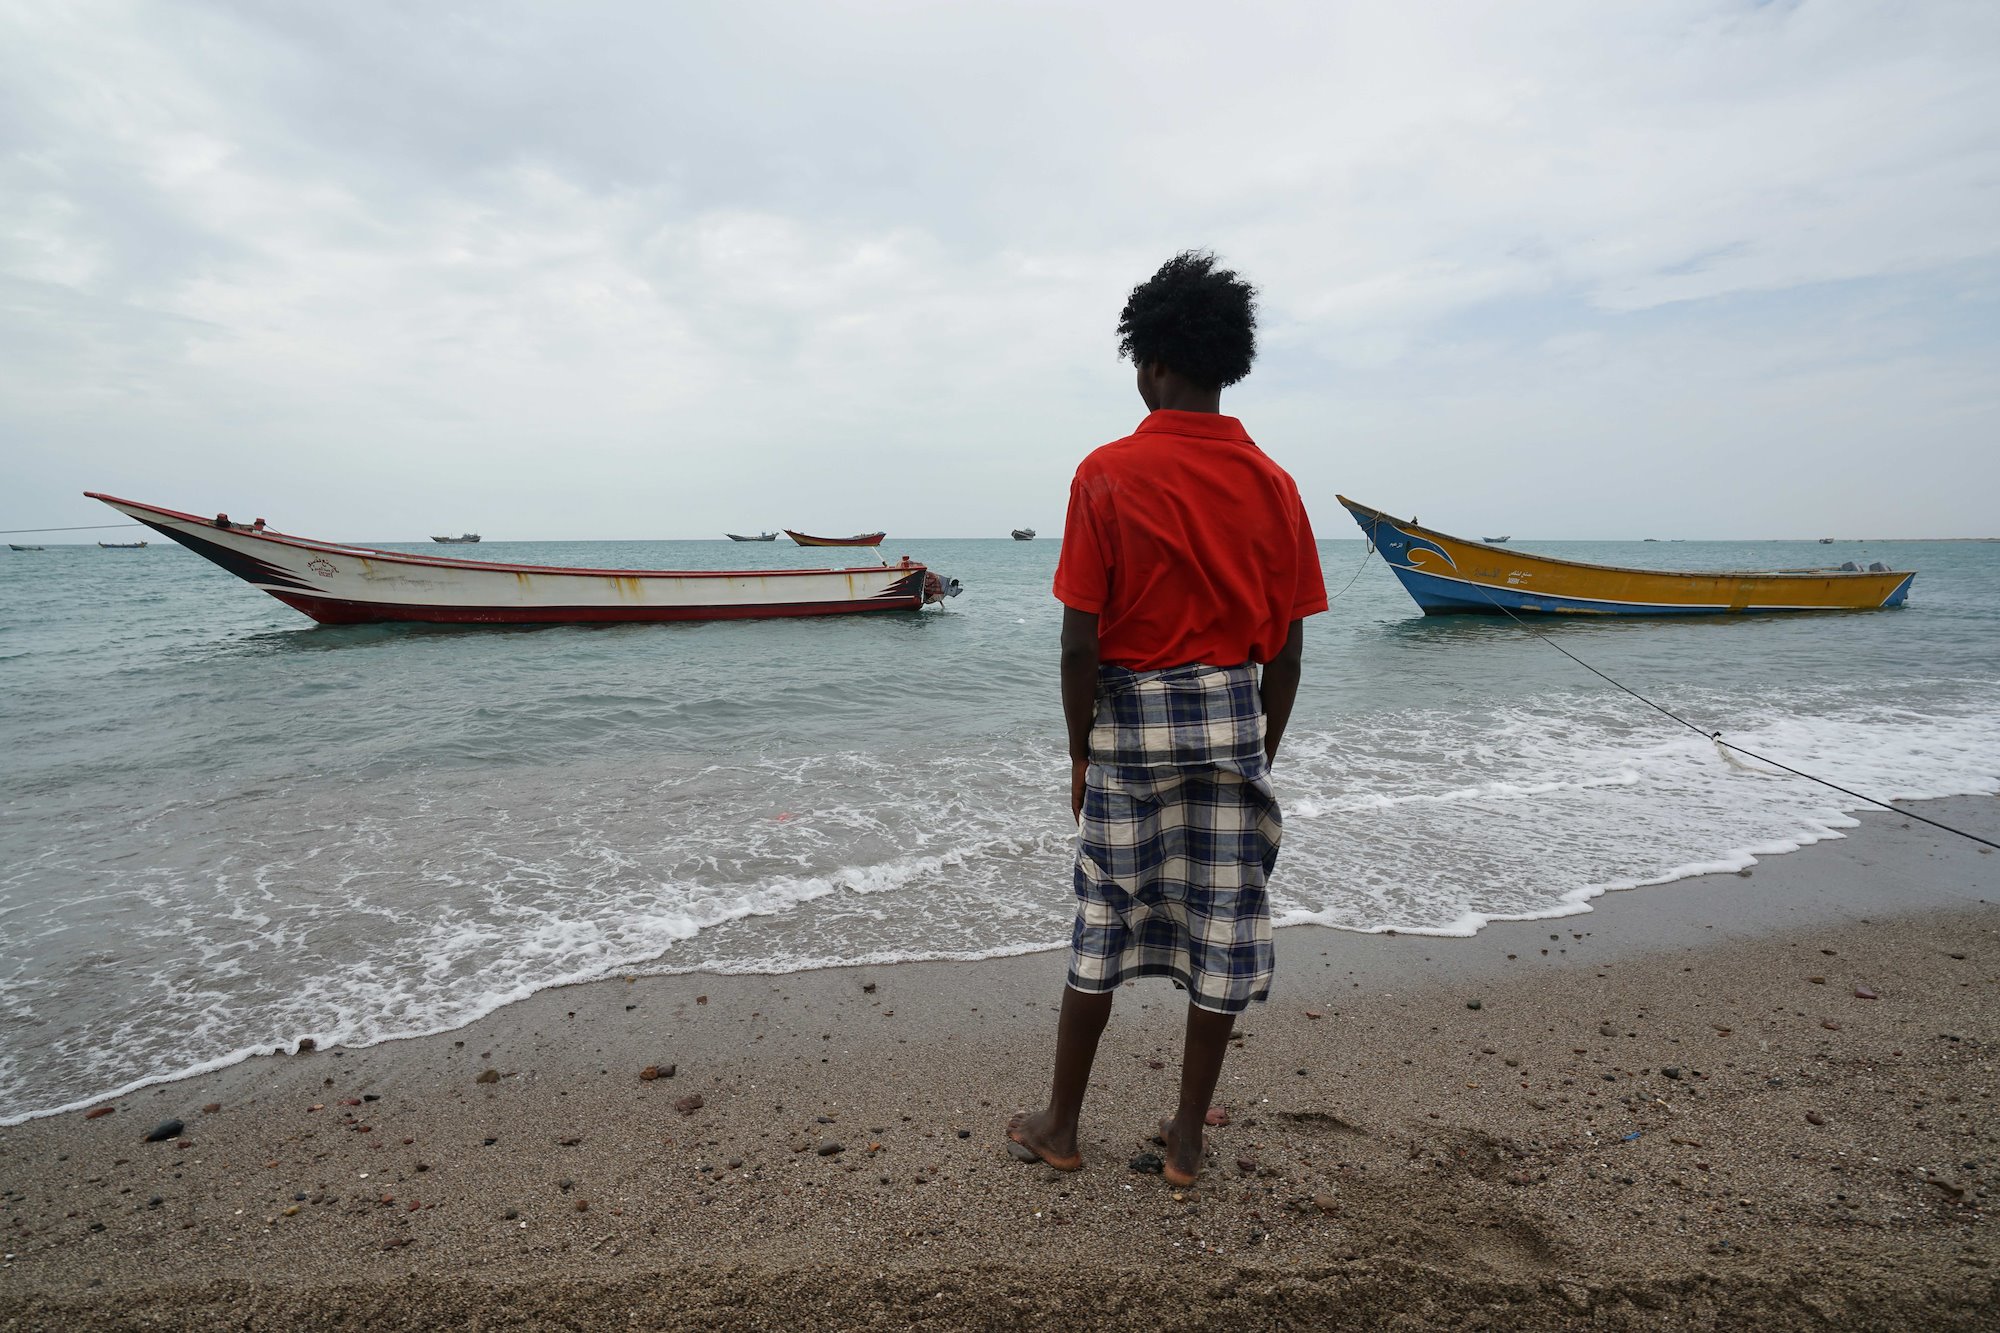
[1060,608,1101,826]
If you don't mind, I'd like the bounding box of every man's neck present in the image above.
[1152,385,1223,414]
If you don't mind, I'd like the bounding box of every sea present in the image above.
[3,533,1997,1123]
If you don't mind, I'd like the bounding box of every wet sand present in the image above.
[2,796,1996,1330]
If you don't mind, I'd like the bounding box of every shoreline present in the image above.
[6,787,1995,1132]
[1,795,1995,1329]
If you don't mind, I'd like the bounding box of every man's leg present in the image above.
[1007,984,1115,1170]
[1160,1001,1234,1186]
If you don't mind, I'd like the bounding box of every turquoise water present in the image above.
[2,532,1997,1120]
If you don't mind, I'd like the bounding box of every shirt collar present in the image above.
[1135,409,1252,441]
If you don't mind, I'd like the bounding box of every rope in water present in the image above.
[1375,546,2000,852]
[0,523,142,534]
[1323,539,1375,604]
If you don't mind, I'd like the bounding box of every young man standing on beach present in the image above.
[1009,251,1327,1187]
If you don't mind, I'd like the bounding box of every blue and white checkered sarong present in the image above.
[1068,663,1281,1015]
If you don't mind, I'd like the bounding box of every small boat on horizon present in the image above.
[1011,528,1036,541]
[432,533,481,544]
[85,494,960,626]
[1819,537,1836,544]
[786,529,887,547]
[97,540,148,549]
[1482,535,1510,544]
[8,543,46,551]
[726,531,779,542]
[1338,497,1913,616]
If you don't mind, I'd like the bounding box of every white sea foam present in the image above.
[2,676,1996,1124]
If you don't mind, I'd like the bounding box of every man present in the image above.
[1009,251,1327,1187]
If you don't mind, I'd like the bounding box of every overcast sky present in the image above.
[3,0,1996,542]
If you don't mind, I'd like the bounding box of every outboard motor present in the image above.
[923,571,963,605]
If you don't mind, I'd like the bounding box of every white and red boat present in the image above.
[86,493,960,626]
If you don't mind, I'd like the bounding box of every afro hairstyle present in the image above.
[1115,250,1258,389]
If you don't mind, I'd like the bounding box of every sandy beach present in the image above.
[2,794,1995,1330]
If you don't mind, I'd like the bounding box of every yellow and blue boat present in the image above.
[1338,497,1914,617]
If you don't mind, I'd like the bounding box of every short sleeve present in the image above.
[1290,496,1329,619]
[1052,470,1111,613]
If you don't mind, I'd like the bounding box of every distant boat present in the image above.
[97,540,148,549]
[786,529,886,547]
[432,533,481,544]
[726,532,778,542]
[1643,538,1660,542]
[85,493,961,626]
[1819,537,1836,544]
[1482,535,1510,544]
[1338,496,1913,616]
[8,543,45,551]
[1011,528,1036,541]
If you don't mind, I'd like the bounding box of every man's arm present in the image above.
[1061,607,1101,821]
[1259,618,1305,764]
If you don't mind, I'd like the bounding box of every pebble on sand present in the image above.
[295,1037,317,1053]
[639,1064,676,1081]
[816,1141,844,1156]
[674,1094,705,1115]
[1466,1000,1483,1010]
[1806,1111,1827,1126]
[144,1120,184,1143]
[475,1069,500,1084]
[1854,986,1880,1000]
[201,1103,221,1114]
[83,1106,114,1120]
[1129,1152,1164,1175]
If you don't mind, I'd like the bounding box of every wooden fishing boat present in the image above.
[431,533,481,544]
[1483,535,1510,544]
[1011,528,1036,541]
[1338,497,1913,616]
[86,494,960,626]
[726,531,778,542]
[8,544,45,551]
[785,529,886,547]
[97,540,148,549]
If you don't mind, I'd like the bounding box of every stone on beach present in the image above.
[674,1094,705,1115]
[475,1069,500,1084]
[143,1119,183,1143]
[83,1106,114,1120]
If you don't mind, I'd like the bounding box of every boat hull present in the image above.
[1338,497,1913,616]
[87,494,936,626]
[785,529,886,547]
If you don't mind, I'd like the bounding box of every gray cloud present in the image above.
[3,0,1996,541]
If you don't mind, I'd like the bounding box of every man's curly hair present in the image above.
[1116,250,1258,389]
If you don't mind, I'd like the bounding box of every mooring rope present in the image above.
[1375,545,2000,852]
[1324,539,1375,604]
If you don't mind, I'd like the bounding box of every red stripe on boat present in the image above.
[269,593,923,626]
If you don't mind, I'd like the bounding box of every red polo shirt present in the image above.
[1053,410,1327,669]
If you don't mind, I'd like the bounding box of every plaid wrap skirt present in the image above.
[1067,662,1281,1015]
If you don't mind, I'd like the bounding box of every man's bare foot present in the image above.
[1158,1116,1201,1187]
[1007,1108,1083,1171]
